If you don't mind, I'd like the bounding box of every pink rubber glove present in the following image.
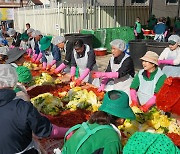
[54,63,66,74]
[78,68,90,81]
[164,31,168,37]
[140,95,156,112]
[47,60,56,70]
[74,78,82,86]
[31,54,38,62]
[134,30,138,36]
[50,124,69,139]
[158,59,174,65]
[9,45,15,49]
[98,78,108,92]
[35,52,43,64]
[70,66,76,77]
[26,48,33,57]
[130,89,140,107]
[92,72,118,79]
[42,62,47,70]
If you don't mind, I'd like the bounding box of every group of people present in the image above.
[0,22,180,153]
[134,15,180,42]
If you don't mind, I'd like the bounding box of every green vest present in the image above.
[135,21,142,33]
[62,122,122,154]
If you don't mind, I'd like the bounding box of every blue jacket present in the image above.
[34,41,40,55]
[154,23,166,34]
[0,89,52,154]
[41,43,61,63]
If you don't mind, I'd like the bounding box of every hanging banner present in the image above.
[0,8,14,20]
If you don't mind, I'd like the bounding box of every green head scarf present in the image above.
[16,66,32,83]
[123,132,180,154]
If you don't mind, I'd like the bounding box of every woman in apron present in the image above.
[92,39,134,98]
[130,51,167,112]
[158,35,180,77]
[7,28,22,48]
[70,39,99,87]
[39,36,61,70]
[53,36,74,73]
[31,30,43,63]
[26,28,35,57]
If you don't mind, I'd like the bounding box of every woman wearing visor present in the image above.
[158,35,180,77]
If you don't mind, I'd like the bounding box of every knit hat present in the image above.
[31,30,42,38]
[0,46,8,55]
[27,28,34,34]
[20,33,29,41]
[140,51,159,65]
[99,90,135,120]
[39,36,52,51]
[168,35,180,45]
[6,48,26,64]
[110,39,126,51]
[7,28,16,37]
[123,132,180,154]
[0,64,18,87]
[16,66,32,83]
[52,36,65,45]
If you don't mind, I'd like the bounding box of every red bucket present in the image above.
[143,30,151,34]
[94,48,107,56]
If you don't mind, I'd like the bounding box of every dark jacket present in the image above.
[0,89,52,154]
[12,32,21,47]
[41,43,61,63]
[106,52,135,78]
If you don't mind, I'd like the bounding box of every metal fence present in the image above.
[14,4,149,36]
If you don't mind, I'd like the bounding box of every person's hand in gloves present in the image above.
[50,124,69,139]
[158,59,174,65]
[74,78,82,86]
[140,95,156,112]
[97,78,108,92]
[42,62,47,71]
[35,52,43,64]
[130,89,140,107]
[74,68,90,86]
[92,71,118,79]
[47,60,56,70]
[54,63,66,74]
[9,45,15,49]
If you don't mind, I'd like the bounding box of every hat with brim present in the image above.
[99,90,135,120]
[140,51,158,65]
[6,48,26,64]
[39,36,52,51]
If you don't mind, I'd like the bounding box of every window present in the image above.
[131,0,147,3]
[166,0,178,5]
[166,0,178,3]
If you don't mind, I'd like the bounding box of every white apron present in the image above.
[44,46,54,65]
[105,54,132,98]
[154,34,165,42]
[74,44,99,87]
[162,50,180,77]
[137,68,164,105]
